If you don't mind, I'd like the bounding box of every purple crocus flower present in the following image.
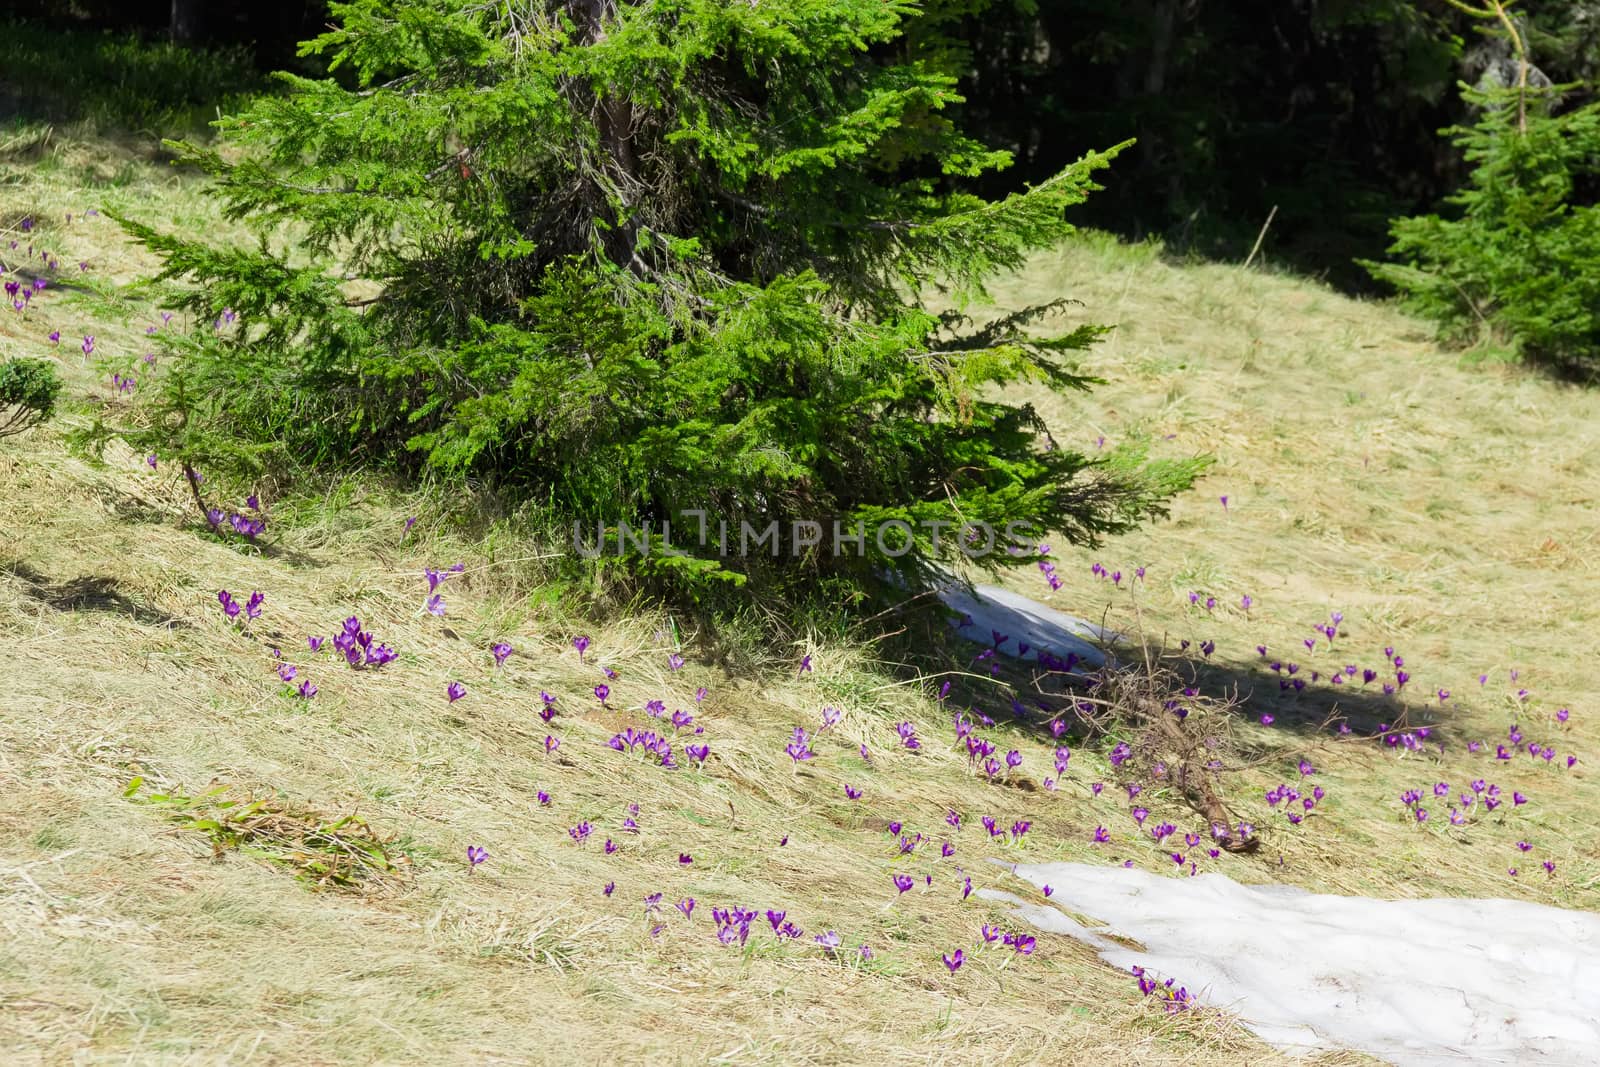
[446,681,467,703]
[425,594,445,617]
[492,642,513,666]
[573,635,590,660]
[785,727,815,764]
[892,874,914,894]
[943,949,964,973]
[844,785,862,800]
[297,680,317,699]
[676,897,695,920]
[467,845,488,869]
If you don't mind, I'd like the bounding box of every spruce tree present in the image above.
[1365,80,1600,379]
[116,0,1200,607]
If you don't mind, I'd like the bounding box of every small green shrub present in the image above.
[0,357,62,438]
[1364,82,1600,378]
[124,777,407,891]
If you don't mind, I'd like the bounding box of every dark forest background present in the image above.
[9,0,1600,289]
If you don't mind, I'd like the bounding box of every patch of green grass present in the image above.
[30,823,73,851]
[124,777,408,891]
[0,20,265,136]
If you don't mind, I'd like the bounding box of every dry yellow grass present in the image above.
[972,234,1600,903]
[2,126,1595,1066]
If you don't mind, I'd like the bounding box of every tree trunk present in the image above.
[567,0,644,270]
[170,0,201,44]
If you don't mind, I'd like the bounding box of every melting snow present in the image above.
[936,579,1117,668]
[984,862,1600,1066]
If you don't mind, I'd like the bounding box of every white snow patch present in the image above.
[983,862,1600,1066]
[936,579,1117,669]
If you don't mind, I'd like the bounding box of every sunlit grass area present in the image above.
[3,115,1596,1065]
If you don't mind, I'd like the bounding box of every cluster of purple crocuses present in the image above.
[199,491,268,541]
[608,727,678,769]
[423,562,465,616]
[1132,966,1195,1012]
[216,589,263,625]
[331,615,397,669]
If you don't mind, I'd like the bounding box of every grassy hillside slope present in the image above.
[2,122,1597,1066]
